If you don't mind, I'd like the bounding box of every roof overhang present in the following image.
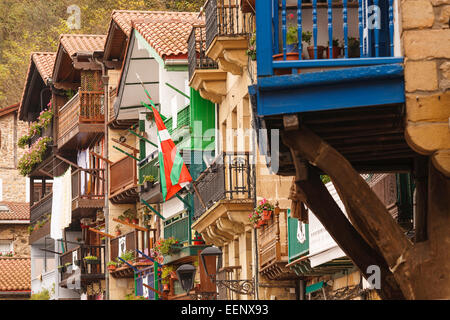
[113,29,161,122]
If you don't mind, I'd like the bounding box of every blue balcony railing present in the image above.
[256,0,402,77]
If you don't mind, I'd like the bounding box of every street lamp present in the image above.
[200,246,255,297]
[200,246,223,278]
[176,264,196,294]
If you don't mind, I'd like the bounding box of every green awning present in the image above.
[306,281,324,294]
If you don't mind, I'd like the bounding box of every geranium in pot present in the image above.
[155,237,182,256]
[248,209,263,229]
[256,198,275,222]
[161,265,175,291]
[107,261,118,271]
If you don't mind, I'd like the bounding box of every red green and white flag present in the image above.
[151,105,192,201]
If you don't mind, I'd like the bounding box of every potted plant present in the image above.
[122,208,137,224]
[256,198,275,222]
[193,232,205,245]
[248,210,262,228]
[84,255,100,265]
[161,265,174,291]
[302,31,325,60]
[107,261,118,271]
[154,237,181,256]
[57,265,66,273]
[326,38,342,59]
[115,225,122,237]
[287,26,300,53]
[246,33,256,61]
[120,250,135,265]
[348,37,360,58]
[144,175,156,189]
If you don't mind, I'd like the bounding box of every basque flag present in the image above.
[150,105,192,201]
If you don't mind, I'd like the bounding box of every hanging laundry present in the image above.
[50,167,72,240]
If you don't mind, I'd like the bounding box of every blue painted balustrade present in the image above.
[256,0,401,77]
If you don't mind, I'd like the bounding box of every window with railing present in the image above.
[193,152,255,221]
[256,0,402,77]
[139,157,160,185]
[71,168,105,201]
[110,156,137,195]
[59,244,105,283]
[188,25,219,80]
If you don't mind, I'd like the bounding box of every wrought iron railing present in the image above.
[59,244,105,283]
[256,0,401,76]
[193,152,255,221]
[188,25,219,81]
[205,0,252,49]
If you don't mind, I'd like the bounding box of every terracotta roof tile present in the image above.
[0,202,30,221]
[0,258,31,292]
[59,34,107,57]
[133,16,204,59]
[32,52,56,83]
[18,52,56,118]
[111,10,199,37]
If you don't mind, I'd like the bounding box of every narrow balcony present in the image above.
[138,157,163,204]
[71,168,105,214]
[109,155,139,204]
[204,0,253,74]
[57,91,104,151]
[257,208,298,281]
[188,25,226,104]
[109,229,155,279]
[59,244,106,289]
[191,153,255,247]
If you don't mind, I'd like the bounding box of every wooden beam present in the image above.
[112,218,148,232]
[282,127,412,280]
[143,283,164,296]
[88,228,115,239]
[90,151,113,165]
[293,165,404,300]
[413,157,428,243]
[112,137,139,154]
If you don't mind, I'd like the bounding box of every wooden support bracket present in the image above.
[88,228,115,239]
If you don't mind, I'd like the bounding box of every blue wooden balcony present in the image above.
[249,1,415,174]
[254,0,405,116]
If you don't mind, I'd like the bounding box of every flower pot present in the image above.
[262,210,272,221]
[326,46,342,59]
[107,265,117,271]
[349,46,360,58]
[257,219,266,228]
[144,181,154,190]
[307,46,326,59]
[272,52,302,75]
[115,231,121,237]
[163,284,169,292]
[85,259,100,265]
[124,218,130,224]
[193,240,204,245]
[132,219,139,225]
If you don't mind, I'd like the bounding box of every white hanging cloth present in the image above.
[297,220,307,244]
[50,167,72,240]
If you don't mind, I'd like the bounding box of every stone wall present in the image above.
[0,111,28,202]
[402,0,450,176]
[0,224,30,257]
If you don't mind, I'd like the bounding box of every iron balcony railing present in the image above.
[205,0,252,49]
[59,244,106,283]
[193,152,255,221]
[188,25,219,81]
[256,0,402,77]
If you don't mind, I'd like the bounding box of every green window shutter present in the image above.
[163,215,189,243]
[139,120,146,161]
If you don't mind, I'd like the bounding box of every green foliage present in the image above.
[125,293,147,300]
[143,175,155,183]
[18,136,52,176]
[161,265,175,284]
[0,0,204,107]
[287,26,298,45]
[321,175,331,184]
[30,288,50,300]
[84,255,98,260]
[154,237,180,255]
[119,250,134,262]
[302,31,312,46]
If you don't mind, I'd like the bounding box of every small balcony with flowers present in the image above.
[251,199,299,281]
[250,0,414,175]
